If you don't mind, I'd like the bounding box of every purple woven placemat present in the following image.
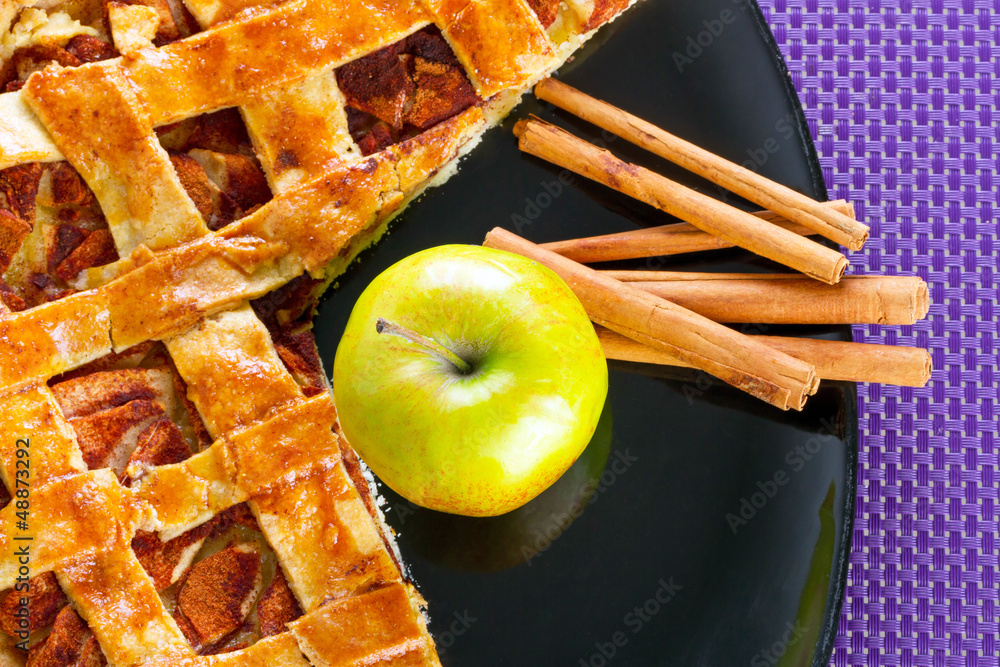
[756,1,1000,665]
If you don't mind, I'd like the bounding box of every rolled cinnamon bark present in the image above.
[483,227,818,410]
[514,119,848,284]
[541,200,854,263]
[534,78,870,250]
[597,327,931,388]
[594,272,929,325]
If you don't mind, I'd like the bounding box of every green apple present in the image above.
[333,244,608,517]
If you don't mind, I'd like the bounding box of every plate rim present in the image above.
[745,2,859,664]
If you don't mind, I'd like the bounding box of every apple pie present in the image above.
[0,0,634,664]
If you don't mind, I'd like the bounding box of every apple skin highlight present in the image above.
[333,244,608,517]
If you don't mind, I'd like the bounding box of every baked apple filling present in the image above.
[0,161,118,309]
[337,26,482,156]
[136,503,304,655]
[2,601,104,666]
[157,108,274,231]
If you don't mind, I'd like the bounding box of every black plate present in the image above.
[312,1,857,664]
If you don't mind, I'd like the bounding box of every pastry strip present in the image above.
[58,550,193,664]
[0,292,112,391]
[132,393,339,537]
[23,63,209,255]
[139,631,311,666]
[165,308,403,612]
[0,470,140,585]
[124,0,431,126]
[290,583,439,666]
[240,71,360,193]
[0,385,86,488]
[0,91,63,169]
[419,0,555,96]
[165,306,305,439]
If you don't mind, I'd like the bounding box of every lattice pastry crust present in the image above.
[0,0,634,664]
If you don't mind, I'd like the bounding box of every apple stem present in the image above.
[375,318,473,375]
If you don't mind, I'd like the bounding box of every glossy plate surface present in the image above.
[313,1,857,664]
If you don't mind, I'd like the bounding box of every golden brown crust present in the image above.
[0,293,112,390]
[140,631,309,666]
[23,64,209,254]
[165,306,305,440]
[252,461,401,612]
[0,470,141,584]
[239,71,356,193]
[0,385,87,488]
[57,551,193,665]
[289,583,438,667]
[123,0,431,126]
[222,153,399,273]
[420,0,554,97]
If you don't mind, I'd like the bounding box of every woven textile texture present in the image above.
[756,1,1000,665]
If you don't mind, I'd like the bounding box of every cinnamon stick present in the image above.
[534,78,870,250]
[593,272,929,325]
[541,200,854,262]
[514,119,848,284]
[483,227,819,410]
[597,327,931,388]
